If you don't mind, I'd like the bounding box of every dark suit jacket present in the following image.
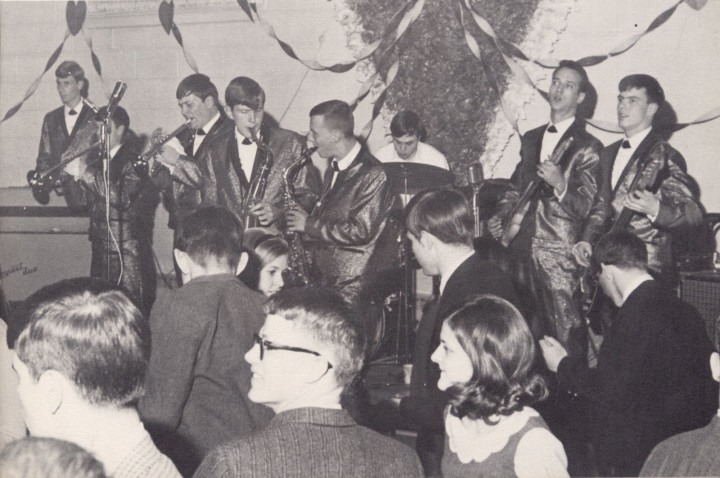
[150,113,234,228]
[139,274,273,476]
[557,280,716,476]
[194,407,423,478]
[496,118,604,246]
[305,144,394,285]
[587,129,702,276]
[401,252,520,431]
[35,103,97,208]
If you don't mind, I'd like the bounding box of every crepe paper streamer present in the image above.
[454,3,521,133]
[357,58,400,141]
[244,0,424,73]
[587,107,720,134]
[1,32,71,123]
[158,0,199,73]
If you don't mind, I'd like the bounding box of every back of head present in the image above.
[14,277,149,407]
[264,288,365,388]
[618,74,665,106]
[0,437,107,478]
[94,105,130,134]
[592,231,648,273]
[309,100,354,139]
[176,73,219,106]
[225,76,265,111]
[55,60,88,98]
[406,188,473,247]
[390,110,426,141]
[444,295,547,420]
[176,206,244,270]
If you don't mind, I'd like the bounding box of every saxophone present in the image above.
[240,130,273,230]
[282,146,317,287]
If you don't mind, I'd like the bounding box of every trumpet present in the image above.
[131,120,192,177]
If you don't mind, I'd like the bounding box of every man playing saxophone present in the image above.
[170,76,321,230]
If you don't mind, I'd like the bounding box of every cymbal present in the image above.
[383,162,454,194]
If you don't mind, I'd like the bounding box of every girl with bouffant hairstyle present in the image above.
[431,295,568,477]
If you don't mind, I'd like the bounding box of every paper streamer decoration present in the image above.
[158,0,199,73]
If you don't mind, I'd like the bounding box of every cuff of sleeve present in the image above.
[554,186,567,202]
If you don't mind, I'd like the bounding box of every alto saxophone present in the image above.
[240,130,274,230]
[282,146,317,287]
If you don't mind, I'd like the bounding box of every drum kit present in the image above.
[367,162,453,364]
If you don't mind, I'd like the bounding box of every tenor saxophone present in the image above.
[240,130,274,230]
[282,146,317,287]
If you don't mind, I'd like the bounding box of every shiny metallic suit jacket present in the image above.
[305,144,394,290]
[35,103,97,208]
[590,129,702,277]
[173,122,321,222]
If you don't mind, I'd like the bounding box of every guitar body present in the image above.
[500,137,574,247]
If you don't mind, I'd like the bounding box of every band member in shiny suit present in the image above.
[171,76,320,230]
[34,60,96,208]
[489,60,603,360]
[572,74,702,286]
[150,73,234,230]
[66,106,159,313]
[286,100,394,310]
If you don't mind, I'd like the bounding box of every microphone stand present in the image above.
[99,118,112,283]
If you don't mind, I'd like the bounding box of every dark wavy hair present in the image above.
[444,295,548,421]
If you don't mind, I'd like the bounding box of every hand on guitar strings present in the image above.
[537,160,567,194]
[623,189,660,218]
[488,215,503,240]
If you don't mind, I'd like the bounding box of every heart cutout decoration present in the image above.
[159,0,174,35]
[66,0,87,36]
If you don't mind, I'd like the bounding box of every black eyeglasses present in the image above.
[253,333,333,369]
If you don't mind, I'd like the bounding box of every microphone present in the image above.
[102,81,127,121]
[468,162,484,189]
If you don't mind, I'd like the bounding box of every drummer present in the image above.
[374,110,449,170]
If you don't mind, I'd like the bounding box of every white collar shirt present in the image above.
[193,112,220,155]
[611,126,652,189]
[439,249,475,296]
[235,129,259,180]
[539,116,575,165]
[330,140,361,189]
[64,101,83,135]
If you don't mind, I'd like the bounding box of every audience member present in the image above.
[194,287,423,477]
[239,228,289,297]
[433,295,568,477]
[12,277,180,478]
[0,436,107,478]
[139,206,272,476]
[0,318,25,447]
[639,328,720,477]
[540,231,716,476]
[400,188,519,476]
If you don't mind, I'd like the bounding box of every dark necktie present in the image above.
[331,160,340,172]
[68,109,78,116]
[547,125,558,133]
[621,140,631,149]
[196,128,206,136]
[242,137,252,146]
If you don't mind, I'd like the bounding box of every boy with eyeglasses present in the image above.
[195,287,423,478]
[139,205,272,476]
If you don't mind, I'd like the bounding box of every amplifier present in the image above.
[679,271,720,347]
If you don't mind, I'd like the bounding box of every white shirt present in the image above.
[64,100,83,135]
[620,274,654,305]
[539,116,575,165]
[374,141,449,170]
[193,112,220,155]
[235,129,259,180]
[611,126,652,189]
[439,249,475,295]
[330,140,361,189]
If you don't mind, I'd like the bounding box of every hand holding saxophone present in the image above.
[249,201,281,226]
[286,208,308,233]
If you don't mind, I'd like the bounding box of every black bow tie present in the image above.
[331,161,340,172]
[547,125,558,133]
[68,109,78,116]
[241,137,253,146]
[621,140,631,149]
[196,128,206,136]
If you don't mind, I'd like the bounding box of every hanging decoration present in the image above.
[158,0,199,73]
[1,1,106,123]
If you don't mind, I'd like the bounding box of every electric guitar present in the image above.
[500,137,574,247]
